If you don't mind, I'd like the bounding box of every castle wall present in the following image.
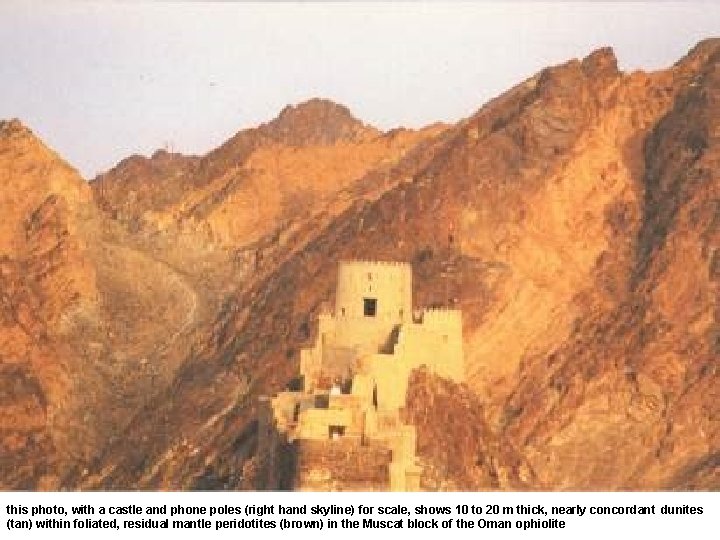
[351,310,463,412]
[293,439,392,491]
[356,353,413,411]
[331,321,398,357]
[296,406,362,440]
[270,392,301,428]
[362,409,421,491]
[299,312,335,390]
[256,396,296,490]
[299,347,319,390]
[320,345,358,382]
[260,260,465,492]
[394,309,464,383]
[387,425,422,491]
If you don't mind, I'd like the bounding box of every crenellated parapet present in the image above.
[421,307,462,323]
[338,259,411,268]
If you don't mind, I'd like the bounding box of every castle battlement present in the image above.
[338,259,411,269]
[422,307,462,315]
[421,308,463,323]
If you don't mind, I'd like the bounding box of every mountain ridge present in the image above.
[1,42,719,490]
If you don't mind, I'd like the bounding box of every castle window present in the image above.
[287,376,304,392]
[363,298,377,317]
[314,395,330,409]
[329,425,346,439]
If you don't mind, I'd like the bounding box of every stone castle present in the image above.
[258,260,464,490]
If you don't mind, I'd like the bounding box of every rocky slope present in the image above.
[0,119,211,488]
[1,41,719,490]
[0,100,448,489]
[0,119,94,488]
[93,99,442,254]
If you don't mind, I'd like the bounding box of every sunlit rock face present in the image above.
[2,41,719,490]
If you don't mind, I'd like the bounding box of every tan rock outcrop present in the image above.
[2,42,720,491]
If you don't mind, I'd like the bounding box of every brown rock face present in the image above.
[261,98,379,146]
[502,40,720,490]
[2,42,720,491]
[292,439,393,491]
[0,120,95,487]
[92,99,442,264]
[403,369,532,490]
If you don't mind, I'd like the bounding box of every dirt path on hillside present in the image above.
[95,241,201,360]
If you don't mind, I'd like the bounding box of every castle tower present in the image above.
[335,260,412,322]
[331,260,412,355]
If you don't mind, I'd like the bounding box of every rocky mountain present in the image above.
[1,40,719,490]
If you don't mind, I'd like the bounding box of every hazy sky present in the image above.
[1,1,718,178]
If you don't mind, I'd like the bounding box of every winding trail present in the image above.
[99,241,201,357]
